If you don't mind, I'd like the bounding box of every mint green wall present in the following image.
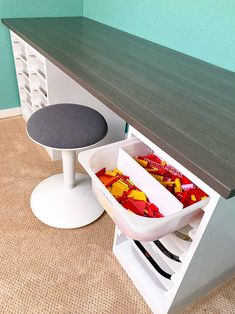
[83,0,235,72]
[2,1,234,110]
[0,0,83,110]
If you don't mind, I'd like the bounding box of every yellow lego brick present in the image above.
[201,196,207,200]
[174,186,182,193]
[110,180,129,198]
[152,174,164,181]
[175,178,181,187]
[174,178,182,193]
[128,190,147,201]
[191,195,197,201]
[134,158,148,168]
[162,181,175,186]
[106,168,123,176]
[125,179,134,187]
[146,167,158,172]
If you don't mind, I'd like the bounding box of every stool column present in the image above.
[62,150,76,189]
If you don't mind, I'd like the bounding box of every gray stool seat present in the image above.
[27,103,108,150]
[27,103,107,229]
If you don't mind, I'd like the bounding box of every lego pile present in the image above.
[134,154,208,207]
[96,168,164,218]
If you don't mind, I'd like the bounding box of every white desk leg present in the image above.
[168,195,235,313]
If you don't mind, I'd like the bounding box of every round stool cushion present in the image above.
[27,104,108,149]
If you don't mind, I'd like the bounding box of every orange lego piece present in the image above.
[99,175,116,186]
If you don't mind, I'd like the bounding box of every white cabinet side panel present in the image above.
[169,196,235,313]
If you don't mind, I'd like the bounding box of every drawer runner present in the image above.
[133,240,172,280]
[153,240,181,263]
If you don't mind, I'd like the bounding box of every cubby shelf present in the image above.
[10,31,49,121]
[79,125,223,313]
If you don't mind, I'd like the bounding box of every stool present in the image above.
[27,103,108,228]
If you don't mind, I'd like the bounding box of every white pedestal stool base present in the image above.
[30,173,104,229]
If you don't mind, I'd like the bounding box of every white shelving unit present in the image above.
[79,126,235,313]
[11,32,49,120]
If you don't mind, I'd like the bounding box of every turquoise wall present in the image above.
[0,0,83,110]
[1,1,235,110]
[83,0,235,72]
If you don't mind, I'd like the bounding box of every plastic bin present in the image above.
[78,138,209,241]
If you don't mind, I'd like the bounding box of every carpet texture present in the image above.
[0,116,234,313]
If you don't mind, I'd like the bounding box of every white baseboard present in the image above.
[0,107,22,119]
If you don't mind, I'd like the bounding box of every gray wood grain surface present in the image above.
[2,17,235,198]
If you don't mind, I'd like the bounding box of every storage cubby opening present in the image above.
[17,73,29,88]
[20,54,27,63]
[26,98,33,108]
[134,240,174,277]
[21,101,33,120]
[29,72,47,92]
[114,230,169,295]
[114,213,204,296]
[12,41,27,59]
[20,70,29,80]
[37,69,46,80]
[28,53,46,80]
[33,104,42,112]
[24,84,31,94]
[19,87,26,101]
[15,58,29,75]
[31,89,48,109]
[38,86,47,98]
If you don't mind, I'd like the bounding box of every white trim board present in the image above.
[0,107,22,119]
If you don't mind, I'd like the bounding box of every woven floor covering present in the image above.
[0,116,234,314]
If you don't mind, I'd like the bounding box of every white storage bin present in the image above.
[79,138,209,241]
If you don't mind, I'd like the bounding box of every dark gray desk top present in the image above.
[2,17,235,198]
